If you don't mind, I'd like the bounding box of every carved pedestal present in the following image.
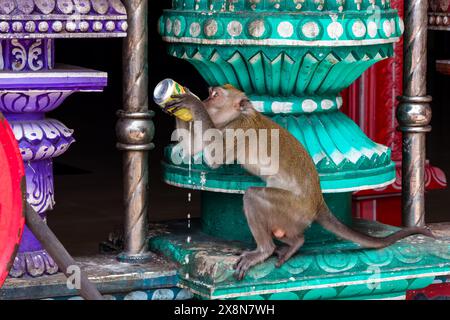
[0,48,107,276]
[0,0,127,277]
[151,0,450,300]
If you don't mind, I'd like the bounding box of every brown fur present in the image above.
[166,86,434,280]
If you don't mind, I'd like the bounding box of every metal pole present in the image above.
[116,0,154,262]
[24,204,103,300]
[397,0,432,227]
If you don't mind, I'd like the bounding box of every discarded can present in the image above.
[153,79,194,122]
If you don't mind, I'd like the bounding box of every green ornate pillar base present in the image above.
[201,192,352,244]
[149,220,450,300]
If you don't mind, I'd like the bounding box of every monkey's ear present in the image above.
[238,98,252,112]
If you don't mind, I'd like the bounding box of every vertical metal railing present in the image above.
[116,0,154,262]
[397,0,432,227]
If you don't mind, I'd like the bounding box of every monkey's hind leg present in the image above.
[234,187,277,280]
[274,235,305,267]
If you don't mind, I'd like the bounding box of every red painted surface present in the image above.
[407,282,450,300]
[0,114,25,288]
[342,0,447,227]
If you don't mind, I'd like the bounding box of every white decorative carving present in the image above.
[29,39,44,71]
[92,0,108,14]
[0,0,16,14]
[57,0,74,14]
[35,0,56,14]
[18,0,35,14]
[74,0,91,14]
[11,39,27,71]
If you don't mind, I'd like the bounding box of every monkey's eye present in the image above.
[212,91,219,98]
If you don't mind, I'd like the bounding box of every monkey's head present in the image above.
[203,84,254,127]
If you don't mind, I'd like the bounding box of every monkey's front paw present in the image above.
[169,93,199,110]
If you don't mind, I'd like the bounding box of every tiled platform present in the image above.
[3,222,450,300]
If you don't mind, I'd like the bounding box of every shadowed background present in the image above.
[46,2,450,256]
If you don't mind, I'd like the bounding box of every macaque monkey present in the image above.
[165,85,433,280]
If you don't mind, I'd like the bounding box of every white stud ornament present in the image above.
[327,21,343,39]
[38,22,49,32]
[352,20,366,38]
[336,96,343,108]
[204,19,218,37]
[166,18,172,34]
[252,101,264,112]
[302,99,318,112]
[277,21,294,38]
[105,21,115,32]
[227,21,243,37]
[93,21,103,32]
[382,19,392,37]
[12,22,23,32]
[52,21,63,32]
[25,21,36,33]
[173,19,182,36]
[302,21,320,39]
[65,21,76,32]
[79,21,89,32]
[248,20,266,38]
[367,20,378,38]
[190,22,201,37]
[390,18,396,34]
[0,21,9,33]
[120,21,128,32]
[321,100,334,110]
[272,102,293,113]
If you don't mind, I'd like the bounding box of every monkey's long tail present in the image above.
[316,203,434,249]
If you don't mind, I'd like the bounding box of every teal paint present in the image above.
[201,192,352,243]
[148,220,450,300]
[156,0,450,300]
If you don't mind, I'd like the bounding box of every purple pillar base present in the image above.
[4,117,75,278]
[0,60,107,278]
[9,226,59,278]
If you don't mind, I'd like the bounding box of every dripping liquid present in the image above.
[185,121,193,279]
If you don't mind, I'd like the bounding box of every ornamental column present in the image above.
[116,0,154,263]
[397,0,431,227]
